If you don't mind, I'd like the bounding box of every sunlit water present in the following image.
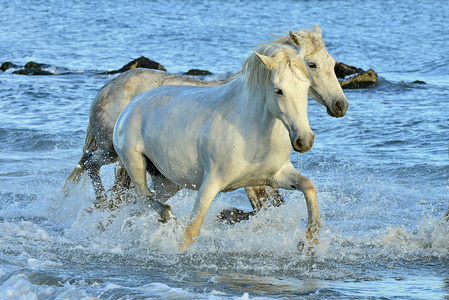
[1,0,449,299]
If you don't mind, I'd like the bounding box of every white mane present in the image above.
[242,43,310,93]
[226,28,323,90]
[270,27,325,57]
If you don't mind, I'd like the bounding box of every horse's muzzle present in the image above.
[293,133,315,153]
[327,99,348,118]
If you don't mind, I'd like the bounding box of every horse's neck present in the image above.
[231,78,280,137]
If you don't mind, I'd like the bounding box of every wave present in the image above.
[0,128,83,153]
[0,271,245,300]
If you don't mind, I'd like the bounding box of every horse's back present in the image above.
[163,73,225,87]
[90,69,170,121]
[89,69,227,145]
[88,69,172,145]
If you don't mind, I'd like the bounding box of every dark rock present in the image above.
[335,62,365,79]
[1,61,22,72]
[340,69,379,89]
[183,69,212,76]
[24,61,50,70]
[13,69,53,75]
[13,61,53,75]
[412,80,426,84]
[104,56,166,74]
[1,62,13,71]
[335,62,379,89]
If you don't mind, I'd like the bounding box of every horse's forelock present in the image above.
[242,44,310,93]
[270,28,324,57]
[301,31,325,57]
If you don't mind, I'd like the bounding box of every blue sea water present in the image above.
[1,0,449,299]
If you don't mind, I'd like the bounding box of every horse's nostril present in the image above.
[335,101,343,112]
[296,139,303,150]
[294,134,314,153]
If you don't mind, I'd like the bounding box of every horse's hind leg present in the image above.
[216,186,262,224]
[106,161,135,209]
[152,174,182,203]
[218,186,285,224]
[81,149,118,208]
[121,153,174,222]
[264,186,285,207]
[63,123,98,197]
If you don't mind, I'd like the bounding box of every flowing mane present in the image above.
[222,28,324,92]
[270,27,325,57]
[241,43,310,93]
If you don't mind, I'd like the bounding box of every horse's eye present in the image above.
[308,62,317,69]
[275,89,283,95]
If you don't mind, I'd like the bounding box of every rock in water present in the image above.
[183,69,212,76]
[340,69,379,89]
[12,61,53,75]
[104,56,167,74]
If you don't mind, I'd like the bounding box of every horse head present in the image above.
[251,44,315,153]
[274,25,349,118]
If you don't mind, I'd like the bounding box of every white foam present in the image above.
[1,274,56,300]
[27,258,63,269]
[61,189,320,257]
[236,293,250,300]
[1,221,53,242]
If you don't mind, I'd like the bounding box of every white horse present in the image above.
[113,42,319,250]
[64,25,347,215]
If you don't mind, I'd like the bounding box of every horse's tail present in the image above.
[62,123,98,195]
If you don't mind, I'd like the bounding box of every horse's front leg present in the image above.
[274,164,321,244]
[180,179,221,251]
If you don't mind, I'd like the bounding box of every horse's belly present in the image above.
[219,163,281,192]
[143,137,205,190]
[150,155,204,190]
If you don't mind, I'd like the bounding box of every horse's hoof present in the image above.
[158,205,176,223]
[297,240,305,253]
[179,232,197,252]
[306,226,320,240]
[297,239,318,255]
[298,224,320,254]
[179,240,191,252]
[217,208,255,224]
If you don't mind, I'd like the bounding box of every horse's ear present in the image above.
[289,30,305,48]
[313,24,322,36]
[255,52,275,70]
